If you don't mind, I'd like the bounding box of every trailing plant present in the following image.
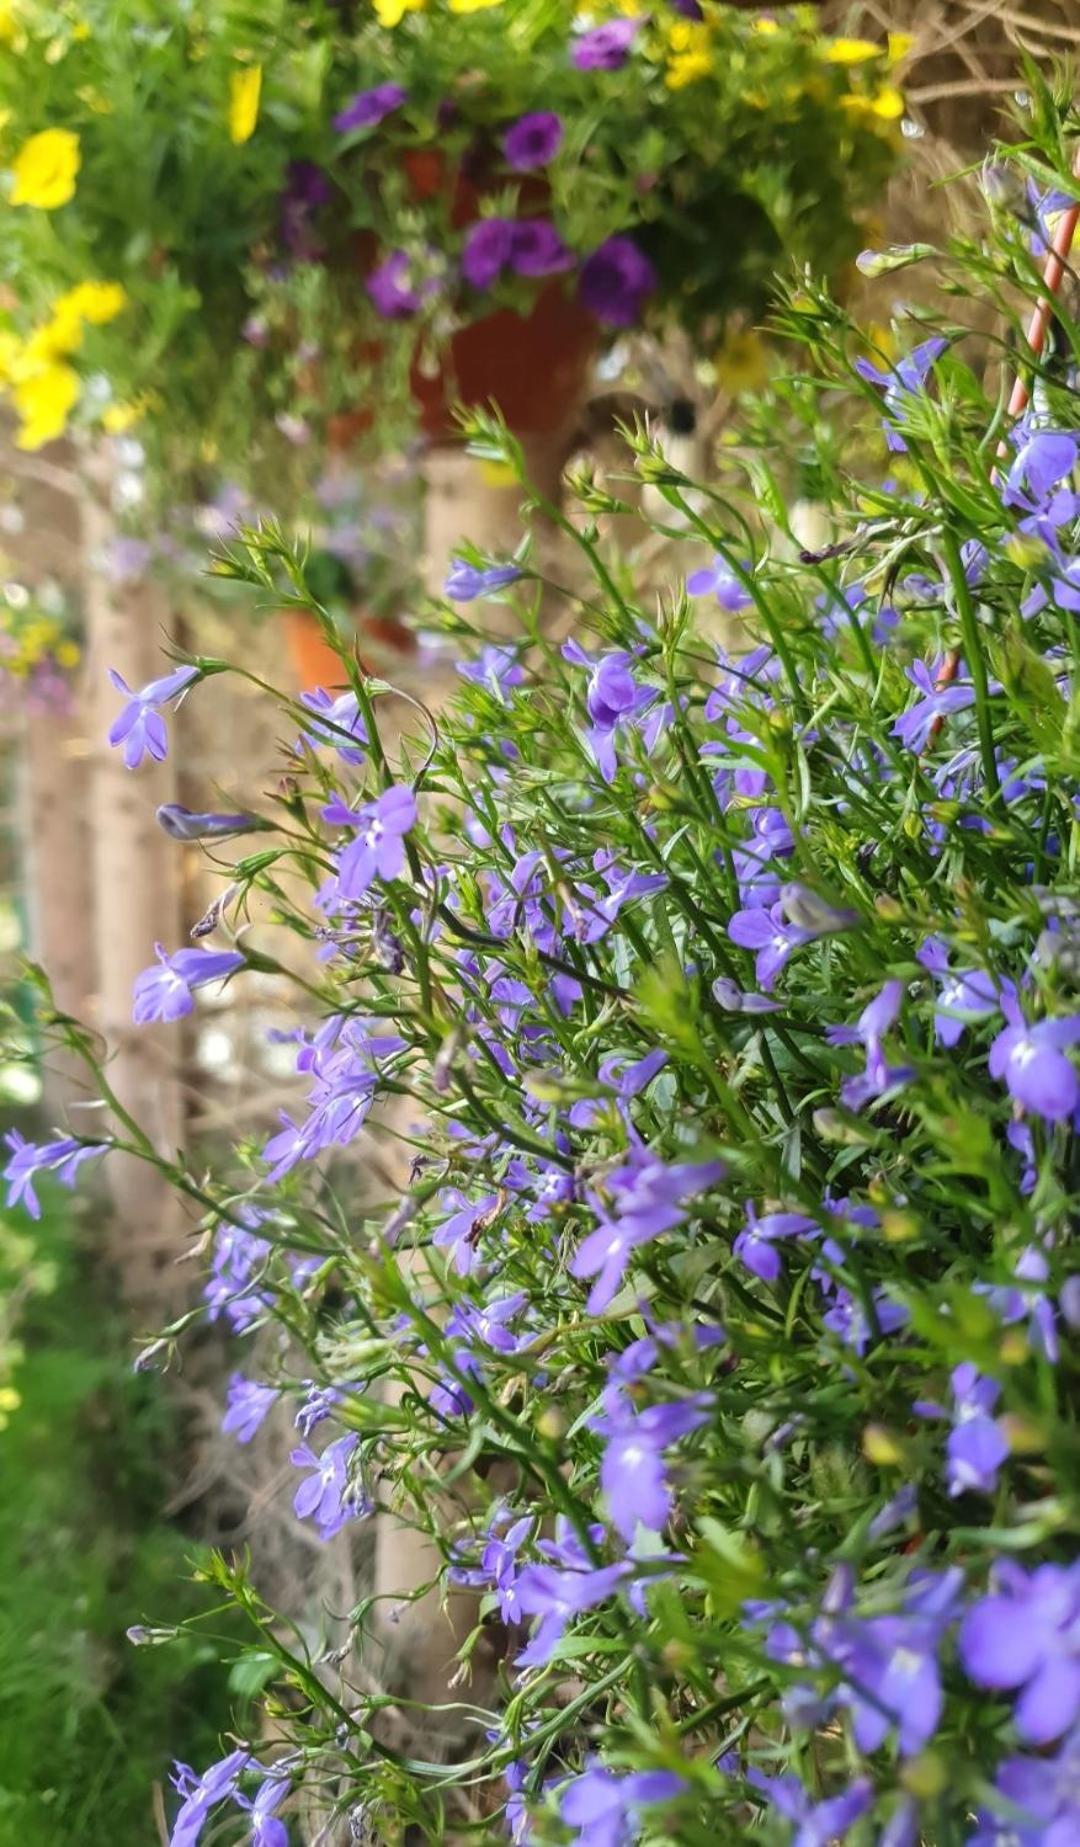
[0,0,899,482]
[10,81,1080,1847]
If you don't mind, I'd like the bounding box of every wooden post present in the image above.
[80,458,187,1310]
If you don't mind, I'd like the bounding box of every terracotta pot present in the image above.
[410,280,598,442]
[284,607,416,686]
[284,608,349,688]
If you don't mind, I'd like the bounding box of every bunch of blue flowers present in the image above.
[11,106,1080,1847]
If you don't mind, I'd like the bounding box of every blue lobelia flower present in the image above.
[593,1388,712,1541]
[960,1559,1080,1744]
[748,1768,873,1847]
[558,1761,685,1847]
[989,992,1080,1122]
[3,1131,104,1220]
[108,662,199,769]
[445,558,524,602]
[221,1373,280,1445]
[132,943,245,1024]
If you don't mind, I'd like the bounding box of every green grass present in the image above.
[0,1190,237,1845]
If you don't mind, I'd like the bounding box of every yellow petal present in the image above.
[871,86,905,120]
[228,64,262,145]
[447,0,502,12]
[9,128,80,209]
[55,279,127,324]
[13,362,80,448]
[824,36,882,64]
[888,32,914,63]
[373,0,425,21]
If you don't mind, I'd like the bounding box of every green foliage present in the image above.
[0,1190,234,1846]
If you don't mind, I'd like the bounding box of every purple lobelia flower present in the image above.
[156,804,260,841]
[261,1015,402,1179]
[108,663,198,769]
[299,688,368,757]
[221,1373,280,1444]
[916,1362,1009,1496]
[748,1770,873,1847]
[571,1150,725,1313]
[503,111,564,170]
[290,1431,365,1540]
[509,217,573,277]
[959,1559,1080,1743]
[1002,425,1079,509]
[978,1243,1059,1362]
[571,17,641,70]
[594,1391,712,1540]
[567,1047,668,1129]
[432,1188,501,1276]
[133,943,245,1024]
[970,1730,1080,1845]
[854,336,947,452]
[445,557,524,601]
[456,644,525,701]
[916,936,1000,1046]
[711,976,780,1014]
[727,901,812,990]
[204,1212,274,1331]
[578,235,657,327]
[515,1556,631,1668]
[235,1769,290,1847]
[734,1205,820,1283]
[3,1132,104,1219]
[324,784,417,898]
[366,248,441,319]
[828,978,914,1109]
[450,1506,534,1622]
[562,640,658,782]
[168,1750,250,1847]
[892,657,978,752]
[686,554,753,612]
[332,82,407,133]
[559,1761,686,1847]
[989,991,1080,1122]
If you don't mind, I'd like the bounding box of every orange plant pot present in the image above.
[284,609,350,689]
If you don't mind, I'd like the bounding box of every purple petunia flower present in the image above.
[503,111,564,171]
[748,1770,873,1847]
[3,1131,104,1220]
[959,1559,1080,1744]
[221,1373,280,1444]
[332,82,407,134]
[323,784,417,898]
[461,216,516,290]
[686,554,753,612]
[578,235,656,328]
[133,943,245,1024]
[571,17,641,70]
[446,558,524,601]
[290,1431,365,1540]
[989,991,1080,1122]
[595,1392,712,1540]
[559,1761,686,1846]
[108,663,198,769]
[509,217,573,277]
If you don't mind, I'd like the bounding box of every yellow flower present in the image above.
[715,330,770,394]
[448,0,502,12]
[101,398,145,434]
[55,279,127,324]
[228,64,262,145]
[887,32,914,64]
[0,330,22,383]
[9,128,81,209]
[23,310,84,365]
[56,639,80,668]
[666,20,712,88]
[824,37,881,64]
[13,361,79,449]
[751,15,778,32]
[373,0,425,21]
[870,86,904,120]
[0,5,22,47]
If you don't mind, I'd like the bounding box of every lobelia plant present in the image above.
[12,87,1080,1847]
[0,0,900,482]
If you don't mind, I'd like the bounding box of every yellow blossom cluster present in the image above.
[0,279,127,449]
[9,126,80,208]
[0,605,80,677]
[374,0,502,21]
